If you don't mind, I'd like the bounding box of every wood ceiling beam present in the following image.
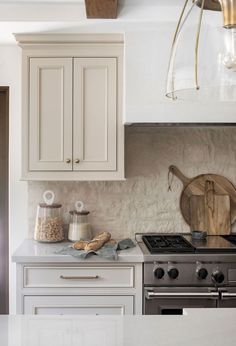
[85,0,118,19]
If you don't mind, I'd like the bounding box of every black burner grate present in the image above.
[142,235,195,254]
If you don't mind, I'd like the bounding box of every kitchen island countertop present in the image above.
[1,309,236,346]
[12,239,144,263]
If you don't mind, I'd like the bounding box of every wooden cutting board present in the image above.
[169,165,236,229]
[190,181,231,234]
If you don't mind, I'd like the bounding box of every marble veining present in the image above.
[1,310,236,346]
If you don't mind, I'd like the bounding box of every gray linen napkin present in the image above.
[55,238,135,261]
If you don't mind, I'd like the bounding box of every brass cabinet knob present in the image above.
[66,158,71,163]
[75,159,80,164]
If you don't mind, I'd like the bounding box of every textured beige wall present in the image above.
[28,126,236,239]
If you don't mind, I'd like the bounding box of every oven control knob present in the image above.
[168,268,179,279]
[197,268,208,280]
[212,271,225,284]
[154,267,165,279]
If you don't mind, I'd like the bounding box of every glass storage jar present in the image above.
[34,191,64,243]
[68,201,92,241]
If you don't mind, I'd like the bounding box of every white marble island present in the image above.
[12,239,143,315]
[1,309,236,346]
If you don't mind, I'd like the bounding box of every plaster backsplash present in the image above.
[28,126,236,239]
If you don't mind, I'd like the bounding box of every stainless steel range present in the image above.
[136,233,236,315]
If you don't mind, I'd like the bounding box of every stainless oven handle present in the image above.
[146,291,219,300]
[221,292,236,299]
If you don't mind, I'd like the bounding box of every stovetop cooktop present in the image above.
[142,235,195,254]
[141,234,236,254]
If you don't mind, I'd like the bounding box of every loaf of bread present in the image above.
[84,232,111,252]
[72,240,88,250]
[72,232,111,252]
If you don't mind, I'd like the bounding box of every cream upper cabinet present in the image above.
[73,58,117,172]
[29,58,73,171]
[16,34,124,180]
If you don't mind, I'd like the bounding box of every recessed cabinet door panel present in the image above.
[73,58,117,171]
[24,296,133,315]
[29,58,73,171]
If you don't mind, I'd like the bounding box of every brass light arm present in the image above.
[166,0,197,99]
[169,0,190,100]
[195,0,205,90]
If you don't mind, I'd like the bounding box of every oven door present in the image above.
[144,287,219,315]
[219,288,236,308]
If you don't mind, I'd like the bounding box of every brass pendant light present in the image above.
[166,0,236,100]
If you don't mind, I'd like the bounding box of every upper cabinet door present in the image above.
[29,58,73,171]
[73,58,117,171]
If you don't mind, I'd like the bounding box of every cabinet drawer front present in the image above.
[24,295,133,315]
[24,266,134,288]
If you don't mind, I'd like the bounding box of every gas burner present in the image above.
[142,235,195,254]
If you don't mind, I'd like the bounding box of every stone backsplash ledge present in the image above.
[28,126,236,239]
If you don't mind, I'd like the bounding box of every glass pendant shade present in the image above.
[166,0,236,101]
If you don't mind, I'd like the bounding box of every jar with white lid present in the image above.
[34,191,64,243]
[68,201,92,241]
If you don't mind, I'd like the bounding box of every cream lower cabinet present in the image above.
[24,296,133,315]
[16,34,124,180]
[16,263,142,315]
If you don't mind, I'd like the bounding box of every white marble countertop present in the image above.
[12,239,144,263]
[1,309,236,346]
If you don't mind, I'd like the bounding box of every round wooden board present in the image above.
[180,174,236,226]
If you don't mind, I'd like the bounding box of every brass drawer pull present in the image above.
[66,159,71,164]
[60,275,99,280]
[75,159,80,164]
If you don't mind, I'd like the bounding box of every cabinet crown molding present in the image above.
[14,33,124,46]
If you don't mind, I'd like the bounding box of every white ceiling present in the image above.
[0,0,182,4]
[0,0,222,44]
[0,0,81,2]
